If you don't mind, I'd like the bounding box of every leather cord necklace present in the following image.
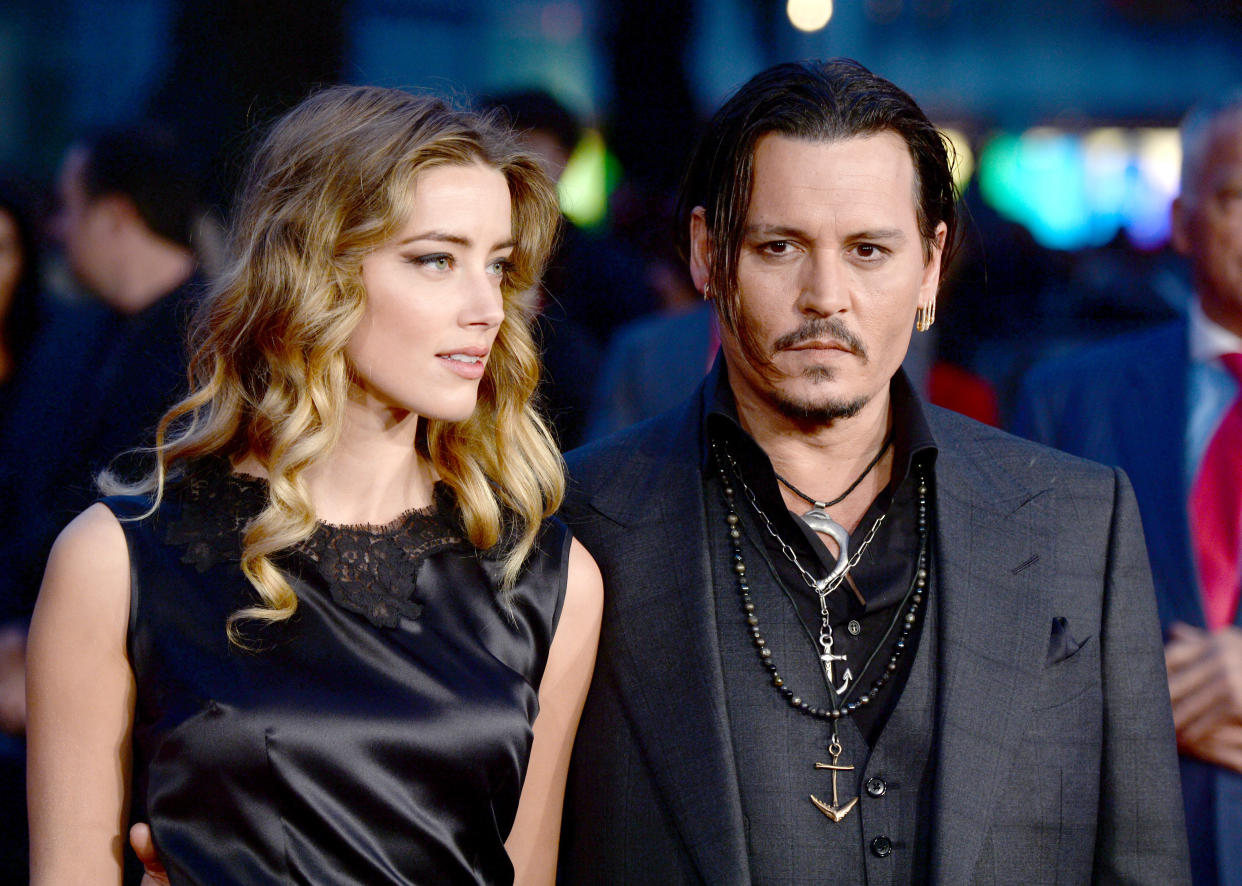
[712,439,929,824]
[722,447,884,599]
[772,433,894,585]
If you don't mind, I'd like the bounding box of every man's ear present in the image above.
[916,220,949,311]
[91,194,141,234]
[689,206,712,296]
[1170,196,1193,257]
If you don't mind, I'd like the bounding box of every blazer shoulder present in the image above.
[930,404,1121,490]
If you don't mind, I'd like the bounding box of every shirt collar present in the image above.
[1189,297,1242,364]
[699,353,939,485]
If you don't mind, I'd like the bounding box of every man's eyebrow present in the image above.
[744,224,909,242]
[744,224,810,239]
[849,227,907,242]
[395,232,517,251]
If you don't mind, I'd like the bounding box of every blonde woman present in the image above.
[26,86,602,885]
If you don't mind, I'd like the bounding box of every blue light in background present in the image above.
[976,126,1180,252]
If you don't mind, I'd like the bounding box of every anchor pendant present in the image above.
[820,650,853,696]
[800,505,850,584]
[810,738,858,823]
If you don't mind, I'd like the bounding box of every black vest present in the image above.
[710,479,938,885]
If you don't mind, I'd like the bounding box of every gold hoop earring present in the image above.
[915,299,936,332]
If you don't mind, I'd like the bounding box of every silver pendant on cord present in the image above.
[800,505,850,585]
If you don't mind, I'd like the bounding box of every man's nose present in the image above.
[797,252,849,315]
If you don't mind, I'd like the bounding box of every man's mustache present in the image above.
[771,318,867,361]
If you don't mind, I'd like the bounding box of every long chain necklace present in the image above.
[719,447,885,598]
[770,433,893,584]
[712,439,929,824]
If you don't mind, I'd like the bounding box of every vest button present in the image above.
[870,835,893,858]
[865,776,887,797]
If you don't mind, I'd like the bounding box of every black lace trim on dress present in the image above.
[163,462,469,628]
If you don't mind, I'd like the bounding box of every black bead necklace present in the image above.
[713,441,930,722]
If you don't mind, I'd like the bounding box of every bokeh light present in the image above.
[787,0,834,33]
[940,127,974,191]
[977,126,1180,251]
[559,128,613,228]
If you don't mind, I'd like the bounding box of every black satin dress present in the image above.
[102,465,572,885]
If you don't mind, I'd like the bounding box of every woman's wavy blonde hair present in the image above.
[107,85,564,642]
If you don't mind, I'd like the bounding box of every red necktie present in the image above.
[1190,352,1242,630]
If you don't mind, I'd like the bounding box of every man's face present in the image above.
[1174,113,1242,334]
[50,147,113,294]
[702,132,943,428]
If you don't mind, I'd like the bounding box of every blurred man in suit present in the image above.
[1014,92,1242,886]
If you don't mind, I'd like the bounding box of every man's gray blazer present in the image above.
[558,380,1191,885]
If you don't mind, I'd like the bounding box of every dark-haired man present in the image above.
[558,59,1190,884]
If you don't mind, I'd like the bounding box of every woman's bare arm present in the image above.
[505,538,603,885]
[27,503,135,885]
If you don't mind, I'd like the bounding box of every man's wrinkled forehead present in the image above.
[744,131,923,225]
[1188,111,1242,199]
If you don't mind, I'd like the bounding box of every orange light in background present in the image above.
[787,0,834,32]
[940,127,974,191]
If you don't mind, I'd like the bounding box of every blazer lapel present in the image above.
[583,405,750,885]
[926,421,1056,885]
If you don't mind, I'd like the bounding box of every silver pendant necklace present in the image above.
[774,433,893,584]
[719,445,888,699]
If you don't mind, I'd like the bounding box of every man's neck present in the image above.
[1198,291,1242,342]
[105,238,196,315]
[733,383,895,534]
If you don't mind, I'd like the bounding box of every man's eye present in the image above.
[1219,188,1242,207]
[854,243,884,259]
[764,240,792,255]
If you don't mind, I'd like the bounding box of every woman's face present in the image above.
[0,209,23,317]
[346,162,513,424]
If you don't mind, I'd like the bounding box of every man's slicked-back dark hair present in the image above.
[675,58,958,357]
[79,122,206,251]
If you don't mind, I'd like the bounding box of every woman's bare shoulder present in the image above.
[34,503,131,635]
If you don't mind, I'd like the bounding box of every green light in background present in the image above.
[977,132,1026,221]
[978,126,1179,251]
[978,130,1088,250]
[559,128,612,228]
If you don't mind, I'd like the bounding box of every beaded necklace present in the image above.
[711,439,930,823]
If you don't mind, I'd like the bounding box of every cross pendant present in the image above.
[809,737,858,822]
